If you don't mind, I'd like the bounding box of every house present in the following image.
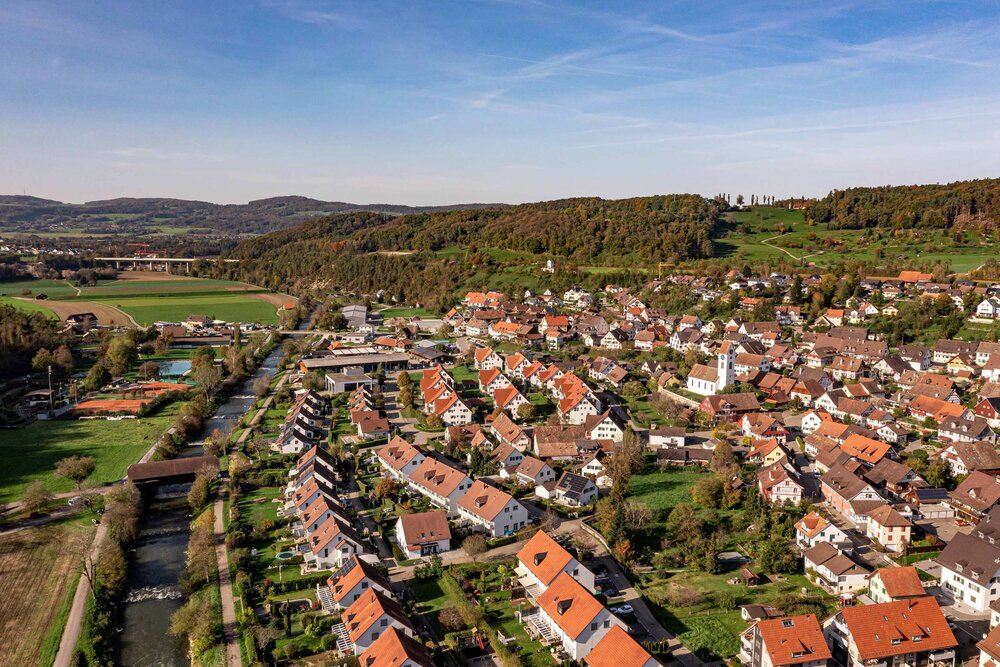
[947,471,1000,523]
[864,504,911,552]
[862,459,924,499]
[739,614,831,667]
[937,441,1000,477]
[326,556,393,610]
[979,626,1000,667]
[978,297,1000,319]
[580,451,611,487]
[822,597,957,667]
[820,464,884,525]
[493,384,530,416]
[374,437,426,482]
[802,542,869,593]
[537,472,599,507]
[867,566,926,604]
[395,511,451,559]
[406,459,474,516]
[757,463,803,506]
[456,480,529,537]
[357,627,434,667]
[800,409,834,435]
[938,417,996,445]
[586,626,660,667]
[839,434,892,468]
[794,511,852,551]
[516,530,595,595]
[534,571,624,660]
[584,410,628,443]
[306,516,367,569]
[648,426,686,448]
[974,397,1000,428]
[500,455,557,486]
[432,394,473,427]
[492,412,532,451]
[341,588,416,654]
[698,392,761,422]
[937,508,1000,612]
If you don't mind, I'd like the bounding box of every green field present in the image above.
[0,296,57,318]
[0,416,172,503]
[0,276,282,325]
[378,305,437,319]
[103,293,279,325]
[716,206,995,272]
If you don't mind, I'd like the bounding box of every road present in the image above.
[53,518,110,667]
[213,486,242,667]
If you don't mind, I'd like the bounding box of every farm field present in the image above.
[0,519,96,666]
[378,305,437,319]
[0,415,172,503]
[0,295,57,317]
[104,293,280,325]
[0,275,285,325]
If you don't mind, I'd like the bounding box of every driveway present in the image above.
[820,503,894,569]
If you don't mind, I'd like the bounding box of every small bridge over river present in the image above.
[127,456,220,485]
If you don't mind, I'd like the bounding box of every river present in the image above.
[116,342,285,666]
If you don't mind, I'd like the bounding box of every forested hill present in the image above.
[214,195,720,309]
[0,195,501,235]
[805,178,1000,230]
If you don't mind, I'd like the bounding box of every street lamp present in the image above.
[47,365,54,414]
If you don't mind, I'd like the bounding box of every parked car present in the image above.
[611,604,634,615]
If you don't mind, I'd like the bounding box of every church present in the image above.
[686,340,735,396]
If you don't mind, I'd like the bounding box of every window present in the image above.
[590,623,598,632]
[381,619,388,627]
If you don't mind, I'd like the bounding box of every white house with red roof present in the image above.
[531,571,623,660]
[456,480,529,537]
[406,459,473,515]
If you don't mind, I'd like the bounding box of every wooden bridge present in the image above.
[127,456,220,485]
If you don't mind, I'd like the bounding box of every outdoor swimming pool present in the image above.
[158,360,192,378]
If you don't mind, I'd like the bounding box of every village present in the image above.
[212,267,1000,667]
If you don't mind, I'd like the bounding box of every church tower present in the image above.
[718,340,735,390]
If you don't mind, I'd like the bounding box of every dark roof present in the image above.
[556,472,594,499]
[937,532,1000,583]
[127,455,219,481]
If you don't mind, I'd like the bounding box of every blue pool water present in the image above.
[158,360,192,378]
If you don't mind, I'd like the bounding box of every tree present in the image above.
[56,455,96,492]
[52,345,74,378]
[22,480,52,515]
[621,380,646,398]
[138,361,160,380]
[438,605,466,632]
[398,384,414,410]
[515,402,535,422]
[302,371,324,391]
[83,362,111,392]
[605,429,644,491]
[188,473,211,513]
[32,347,53,373]
[692,476,725,509]
[924,458,953,488]
[710,441,736,475]
[105,336,138,377]
[396,371,412,390]
[375,477,403,500]
[253,372,271,398]
[462,534,488,561]
[541,507,562,532]
[425,413,443,430]
[666,502,703,538]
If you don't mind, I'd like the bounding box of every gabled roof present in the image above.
[328,556,390,604]
[375,437,423,472]
[866,503,910,528]
[795,511,834,539]
[838,597,955,661]
[457,480,517,521]
[840,434,892,465]
[755,614,831,666]
[517,530,574,586]
[407,458,469,497]
[872,566,924,599]
[586,625,656,667]
[537,571,605,639]
[359,627,434,667]
[343,588,412,643]
[397,511,451,549]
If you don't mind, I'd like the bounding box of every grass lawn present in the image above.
[628,466,707,514]
[0,517,97,666]
[0,415,172,503]
[379,306,437,319]
[642,570,834,661]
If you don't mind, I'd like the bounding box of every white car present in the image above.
[612,604,634,615]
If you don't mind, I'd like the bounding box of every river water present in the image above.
[116,342,285,666]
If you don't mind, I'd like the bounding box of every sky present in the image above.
[1,0,1000,205]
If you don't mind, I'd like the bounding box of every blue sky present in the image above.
[1,0,999,205]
